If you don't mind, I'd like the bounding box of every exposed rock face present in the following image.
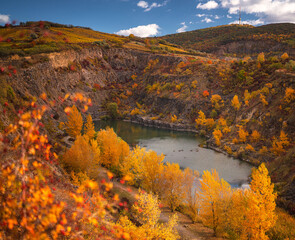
[0,46,183,121]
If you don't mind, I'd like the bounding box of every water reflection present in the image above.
[94,120,253,187]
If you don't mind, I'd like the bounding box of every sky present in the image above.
[1,0,295,37]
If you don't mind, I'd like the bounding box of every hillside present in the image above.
[0,21,187,57]
[159,23,295,56]
[0,21,295,239]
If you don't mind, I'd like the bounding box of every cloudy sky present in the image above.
[1,0,295,37]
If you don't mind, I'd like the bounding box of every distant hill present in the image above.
[0,21,187,57]
[159,23,295,56]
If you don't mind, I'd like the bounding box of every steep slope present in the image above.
[159,23,295,56]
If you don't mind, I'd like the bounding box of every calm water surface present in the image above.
[94,120,253,187]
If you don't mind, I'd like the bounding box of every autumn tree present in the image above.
[244,164,277,239]
[213,129,222,146]
[160,163,186,211]
[96,127,129,168]
[118,192,179,240]
[141,150,165,194]
[66,105,83,138]
[84,114,96,139]
[198,169,232,236]
[257,52,265,63]
[281,52,289,61]
[210,94,224,110]
[251,130,261,142]
[231,95,241,111]
[63,135,100,172]
[120,145,145,186]
[238,126,249,143]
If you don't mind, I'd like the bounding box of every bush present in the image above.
[107,102,119,119]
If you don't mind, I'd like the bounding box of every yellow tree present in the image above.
[231,95,241,111]
[120,146,145,186]
[257,52,265,63]
[66,105,83,138]
[142,150,164,194]
[160,163,186,211]
[84,114,96,139]
[238,126,249,143]
[118,192,179,240]
[245,164,277,240]
[198,169,232,236]
[213,129,222,146]
[251,130,261,142]
[195,110,207,128]
[62,135,100,172]
[96,127,129,168]
[227,188,251,239]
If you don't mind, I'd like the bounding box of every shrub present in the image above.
[107,102,118,119]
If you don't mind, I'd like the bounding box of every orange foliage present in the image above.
[202,90,210,98]
[96,127,129,168]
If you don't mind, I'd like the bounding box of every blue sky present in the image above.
[1,0,295,37]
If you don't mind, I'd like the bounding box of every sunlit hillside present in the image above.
[0,21,187,56]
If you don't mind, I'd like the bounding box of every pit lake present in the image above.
[94,120,253,188]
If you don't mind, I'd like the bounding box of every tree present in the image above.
[120,146,145,186]
[281,52,289,61]
[231,95,241,111]
[118,192,179,240]
[251,130,261,142]
[160,163,186,211]
[213,129,222,146]
[211,94,224,110]
[84,114,95,139]
[238,126,249,143]
[96,127,129,168]
[244,164,277,239]
[62,135,100,172]
[66,105,83,138]
[257,52,265,63]
[142,150,164,194]
[198,169,232,236]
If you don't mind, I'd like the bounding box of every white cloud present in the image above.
[137,0,168,12]
[0,14,10,24]
[220,0,295,23]
[176,22,188,33]
[202,17,214,23]
[214,15,220,19]
[137,1,148,8]
[227,14,232,18]
[115,24,160,37]
[230,19,265,25]
[197,1,219,10]
[196,13,206,17]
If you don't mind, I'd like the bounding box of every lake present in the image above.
[94,119,253,188]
